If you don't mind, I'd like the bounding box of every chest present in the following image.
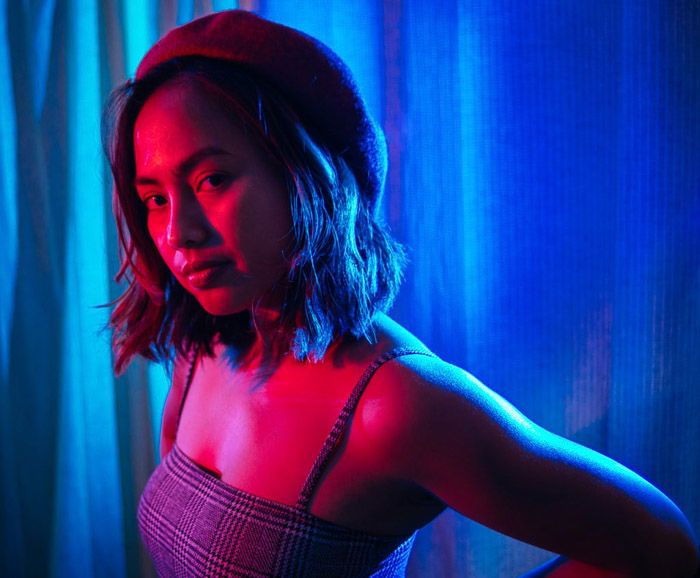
[172,352,444,535]
[177,362,351,490]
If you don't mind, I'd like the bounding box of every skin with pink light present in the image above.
[132,79,699,577]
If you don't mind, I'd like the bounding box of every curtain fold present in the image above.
[2,1,698,576]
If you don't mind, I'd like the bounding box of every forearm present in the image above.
[527,493,699,576]
[509,432,700,577]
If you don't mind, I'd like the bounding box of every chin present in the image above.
[198,300,249,317]
[193,289,252,317]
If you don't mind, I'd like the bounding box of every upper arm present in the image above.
[368,356,698,576]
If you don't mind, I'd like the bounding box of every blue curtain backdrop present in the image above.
[1,1,698,576]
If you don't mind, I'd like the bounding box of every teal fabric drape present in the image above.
[1,1,698,576]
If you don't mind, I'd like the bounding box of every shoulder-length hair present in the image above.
[102,56,406,375]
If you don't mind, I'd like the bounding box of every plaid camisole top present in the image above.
[138,347,436,577]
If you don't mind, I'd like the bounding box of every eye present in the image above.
[197,173,229,192]
[142,194,167,210]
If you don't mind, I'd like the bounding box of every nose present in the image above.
[166,196,210,249]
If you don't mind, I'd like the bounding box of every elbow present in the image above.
[665,533,699,578]
[655,505,699,578]
[628,519,699,578]
[582,495,699,577]
[613,479,699,577]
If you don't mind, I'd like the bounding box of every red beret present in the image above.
[136,9,386,211]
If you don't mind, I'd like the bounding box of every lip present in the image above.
[181,259,230,276]
[181,260,231,289]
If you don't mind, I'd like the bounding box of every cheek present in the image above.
[241,186,291,235]
[235,199,292,257]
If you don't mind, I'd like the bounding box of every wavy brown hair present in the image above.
[102,57,406,375]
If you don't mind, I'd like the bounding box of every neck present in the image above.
[220,304,288,374]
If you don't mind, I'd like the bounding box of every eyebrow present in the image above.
[134,146,233,187]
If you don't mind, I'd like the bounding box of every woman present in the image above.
[102,10,699,577]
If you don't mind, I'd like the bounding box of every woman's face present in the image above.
[133,80,293,316]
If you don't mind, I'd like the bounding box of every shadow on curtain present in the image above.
[1,1,698,577]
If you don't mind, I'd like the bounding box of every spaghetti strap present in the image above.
[175,348,199,433]
[296,346,437,511]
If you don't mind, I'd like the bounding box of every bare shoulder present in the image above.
[357,314,533,478]
[366,314,533,442]
[360,342,534,468]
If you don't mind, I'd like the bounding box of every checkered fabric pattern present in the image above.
[138,347,436,577]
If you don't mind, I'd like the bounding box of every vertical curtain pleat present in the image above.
[50,0,125,576]
[3,1,66,575]
[0,0,21,571]
[609,0,700,520]
[0,0,18,381]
